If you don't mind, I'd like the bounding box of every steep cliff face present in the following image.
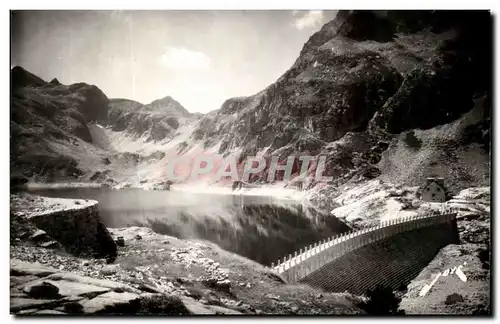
[187,10,491,189]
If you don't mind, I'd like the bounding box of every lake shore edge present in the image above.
[10,192,365,315]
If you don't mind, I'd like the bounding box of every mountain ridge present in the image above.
[10,10,491,193]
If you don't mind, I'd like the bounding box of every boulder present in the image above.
[201,289,223,306]
[37,280,109,298]
[23,281,61,299]
[214,280,231,293]
[444,293,464,305]
[265,293,280,301]
[63,301,84,314]
[137,284,163,294]
[138,294,191,315]
[81,291,141,314]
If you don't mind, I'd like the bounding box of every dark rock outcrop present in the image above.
[23,281,61,299]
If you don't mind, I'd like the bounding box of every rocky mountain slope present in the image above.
[10,10,491,193]
[107,96,193,142]
[11,66,110,180]
[187,10,491,191]
[10,66,197,185]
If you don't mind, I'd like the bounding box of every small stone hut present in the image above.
[420,177,447,202]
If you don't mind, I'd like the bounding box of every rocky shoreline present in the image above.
[10,193,365,315]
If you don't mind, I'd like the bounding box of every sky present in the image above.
[11,10,337,113]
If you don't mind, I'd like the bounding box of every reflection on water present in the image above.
[28,188,350,266]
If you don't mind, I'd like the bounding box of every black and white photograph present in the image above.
[8,7,492,316]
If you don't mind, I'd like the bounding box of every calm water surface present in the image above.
[28,188,350,266]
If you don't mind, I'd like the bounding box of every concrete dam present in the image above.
[270,210,459,295]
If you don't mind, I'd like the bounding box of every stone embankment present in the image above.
[11,195,116,259]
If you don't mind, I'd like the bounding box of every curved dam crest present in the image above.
[272,211,459,294]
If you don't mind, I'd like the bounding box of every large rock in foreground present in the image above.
[10,259,241,315]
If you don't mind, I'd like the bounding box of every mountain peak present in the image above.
[147,95,192,117]
[11,66,46,89]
